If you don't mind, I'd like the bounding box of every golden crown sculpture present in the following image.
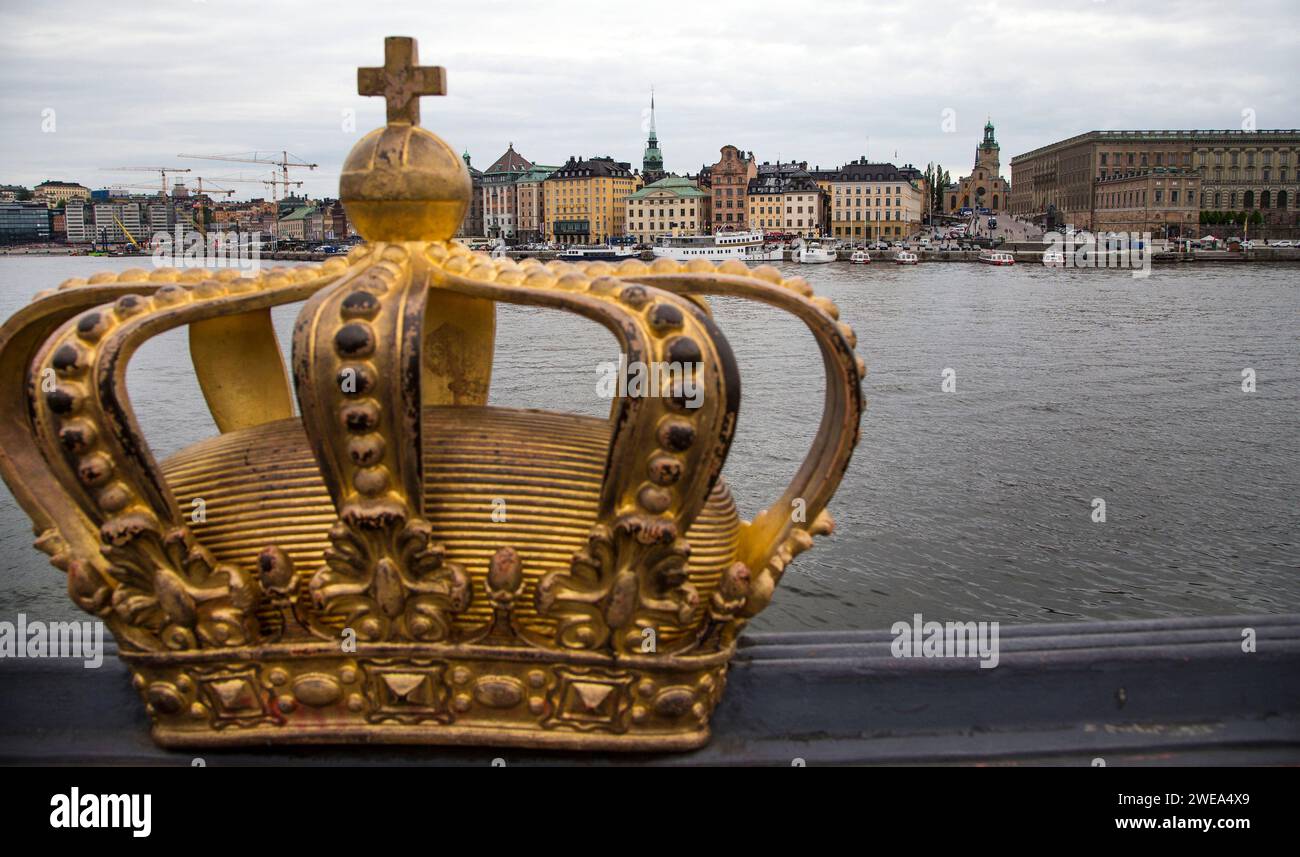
[0,37,862,751]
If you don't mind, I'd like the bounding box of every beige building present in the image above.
[746,166,826,237]
[819,159,926,242]
[34,180,90,208]
[623,176,710,243]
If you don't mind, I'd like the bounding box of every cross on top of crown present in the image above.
[358,36,446,126]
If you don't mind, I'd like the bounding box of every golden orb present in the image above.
[340,123,470,243]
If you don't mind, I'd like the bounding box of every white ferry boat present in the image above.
[794,238,836,264]
[979,249,1016,266]
[652,230,783,263]
[895,251,919,265]
[557,245,639,261]
[1041,250,1066,267]
[849,249,870,264]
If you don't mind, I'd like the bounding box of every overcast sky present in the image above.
[2,0,1297,200]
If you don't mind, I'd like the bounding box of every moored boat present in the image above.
[652,230,783,263]
[558,244,639,261]
[794,238,835,264]
[1041,250,1066,267]
[979,249,1016,266]
[849,249,870,264]
[895,251,918,265]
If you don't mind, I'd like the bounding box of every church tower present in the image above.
[642,88,666,183]
[975,118,1000,175]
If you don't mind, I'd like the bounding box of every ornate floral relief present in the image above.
[310,506,470,643]
[536,514,699,654]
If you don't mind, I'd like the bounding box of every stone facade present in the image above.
[746,165,826,237]
[1092,168,1200,237]
[945,121,1009,213]
[814,160,926,242]
[33,180,90,208]
[479,145,558,242]
[543,155,640,244]
[1010,129,1300,237]
[622,176,709,243]
[457,152,484,239]
[708,145,756,231]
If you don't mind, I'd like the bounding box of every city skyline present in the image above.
[2,0,1298,200]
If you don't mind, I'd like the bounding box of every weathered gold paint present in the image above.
[0,37,862,751]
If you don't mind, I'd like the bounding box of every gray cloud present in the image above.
[2,0,1296,199]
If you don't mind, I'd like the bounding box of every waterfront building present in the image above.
[324,200,351,240]
[543,155,639,245]
[945,120,1010,213]
[623,176,710,243]
[457,152,485,239]
[211,200,277,238]
[147,201,172,238]
[33,180,90,208]
[515,164,556,243]
[479,145,558,242]
[822,159,926,242]
[746,164,827,237]
[642,90,666,184]
[1009,129,1300,237]
[1092,168,1200,236]
[0,201,53,244]
[64,202,90,242]
[1190,133,1300,237]
[708,145,757,231]
[278,205,316,241]
[91,201,145,245]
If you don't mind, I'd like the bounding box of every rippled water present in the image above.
[1,256,1296,631]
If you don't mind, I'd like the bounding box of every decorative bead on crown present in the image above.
[0,36,862,751]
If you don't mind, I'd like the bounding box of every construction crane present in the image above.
[177,151,317,201]
[203,173,303,198]
[183,178,237,238]
[111,215,142,250]
[100,166,192,196]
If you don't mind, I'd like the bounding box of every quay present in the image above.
[5,245,1297,265]
[2,614,1296,764]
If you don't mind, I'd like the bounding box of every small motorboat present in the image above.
[979,249,1016,266]
[1041,250,1065,267]
[895,251,919,265]
[849,249,870,264]
[794,238,836,264]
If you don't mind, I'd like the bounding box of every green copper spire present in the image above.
[642,87,665,182]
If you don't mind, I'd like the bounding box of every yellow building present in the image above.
[820,159,927,243]
[543,156,640,244]
[34,180,90,208]
[623,176,710,243]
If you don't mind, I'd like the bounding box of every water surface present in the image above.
[0,256,1295,631]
